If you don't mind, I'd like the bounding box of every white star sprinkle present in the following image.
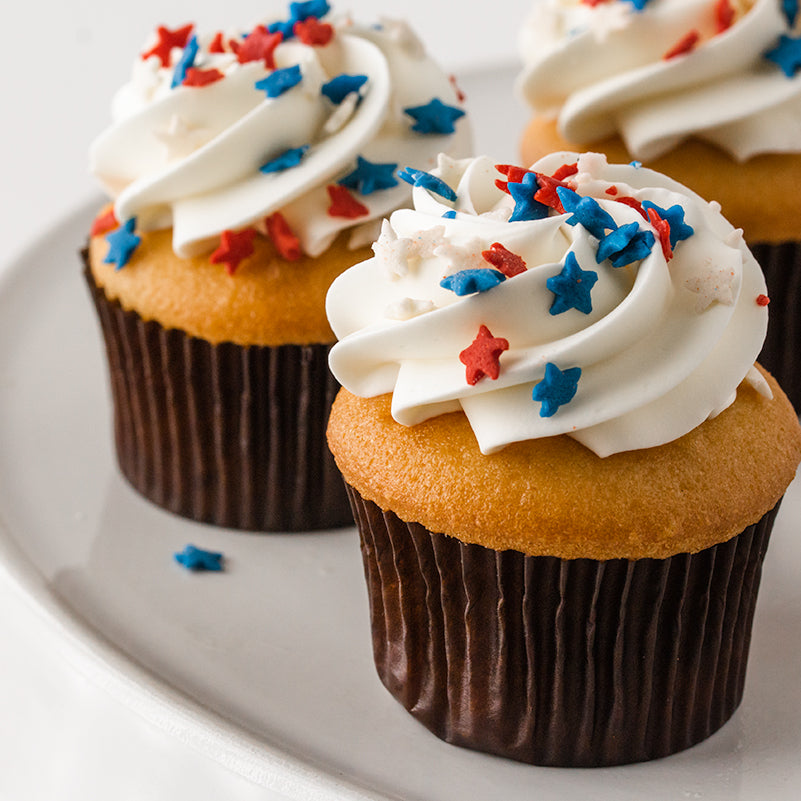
[590,3,633,42]
[154,115,212,161]
[384,297,436,320]
[434,237,487,275]
[373,220,414,279]
[684,262,737,312]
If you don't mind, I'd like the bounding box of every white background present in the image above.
[0,0,533,266]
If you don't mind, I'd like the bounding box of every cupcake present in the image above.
[517,0,801,407]
[84,3,471,531]
[325,152,801,765]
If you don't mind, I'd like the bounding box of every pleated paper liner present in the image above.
[84,261,352,531]
[752,240,801,413]
[348,485,780,767]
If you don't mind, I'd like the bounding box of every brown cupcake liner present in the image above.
[84,259,352,531]
[347,484,780,767]
[752,240,801,412]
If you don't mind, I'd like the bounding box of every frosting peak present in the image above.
[327,153,769,457]
[517,0,801,161]
[90,6,471,259]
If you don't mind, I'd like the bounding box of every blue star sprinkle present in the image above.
[596,223,656,268]
[404,98,466,135]
[398,167,458,202]
[557,187,617,240]
[507,172,549,222]
[532,363,582,418]
[630,160,642,169]
[259,145,309,174]
[268,19,296,37]
[641,201,694,248]
[174,544,224,572]
[255,65,303,98]
[104,218,141,270]
[170,34,199,89]
[442,210,457,219]
[291,0,330,21]
[783,0,799,27]
[547,252,599,316]
[338,156,398,194]
[765,34,801,77]
[321,73,368,104]
[440,269,506,296]
[623,0,653,11]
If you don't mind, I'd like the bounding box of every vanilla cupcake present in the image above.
[517,0,801,407]
[84,2,471,530]
[325,152,801,765]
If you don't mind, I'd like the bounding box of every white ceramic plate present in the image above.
[1,67,800,801]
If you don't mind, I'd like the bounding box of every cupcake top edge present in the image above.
[326,151,772,458]
[517,0,801,162]
[88,3,472,265]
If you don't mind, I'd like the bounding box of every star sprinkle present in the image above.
[174,544,224,572]
[547,252,599,315]
[404,98,465,134]
[182,67,224,87]
[141,24,194,68]
[757,293,770,307]
[259,145,309,174]
[398,167,457,202]
[663,30,700,60]
[715,0,736,33]
[265,212,302,261]
[534,172,574,213]
[171,35,199,88]
[684,265,737,311]
[641,202,694,249]
[384,297,436,321]
[532,363,581,418]
[338,156,398,195]
[596,223,656,268]
[104,218,140,270]
[327,185,369,218]
[765,35,801,77]
[291,0,331,21]
[154,115,212,160]
[494,163,532,194]
[233,26,283,69]
[783,0,799,27]
[209,32,227,53]
[459,325,510,385]
[372,219,414,278]
[256,65,303,98]
[622,0,654,10]
[321,74,368,104]
[646,207,674,260]
[294,17,334,45]
[209,228,256,275]
[557,187,616,239]
[435,237,488,273]
[90,208,118,237]
[508,172,549,222]
[482,243,527,277]
[440,269,506,296]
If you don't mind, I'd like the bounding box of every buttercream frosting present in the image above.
[517,0,801,161]
[90,6,471,258]
[327,152,770,457]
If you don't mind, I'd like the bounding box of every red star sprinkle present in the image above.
[141,24,194,68]
[715,0,735,34]
[534,172,573,213]
[265,212,302,261]
[326,185,369,219]
[210,228,257,275]
[495,164,532,194]
[482,243,527,277]
[209,32,227,53]
[663,30,700,60]
[605,186,619,196]
[90,208,119,237]
[647,207,673,261]
[615,195,648,220]
[182,67,224,87]
[293,17,334,46]
[231,26,283,69]
[459,325,510,386]
[757,294,770,306]
[552,163,578,181]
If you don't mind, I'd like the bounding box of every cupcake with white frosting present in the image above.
[325,152,801,765]
[517,0,801,407]
[84,2,471,531]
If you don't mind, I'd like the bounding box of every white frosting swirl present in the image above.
[327,152,769,457]
[517,0,801,161]
[90,11,471,257]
